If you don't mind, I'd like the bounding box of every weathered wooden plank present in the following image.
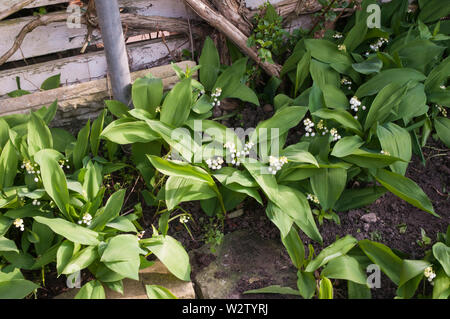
[0,60,196,129]
[25,0,69,8]
[0,35,189,96]
[0,0,197,63]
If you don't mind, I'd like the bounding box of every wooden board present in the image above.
[0,60,197,129]
[0,35,189,96]
[0,0,197,63]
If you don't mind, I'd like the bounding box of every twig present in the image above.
[0,0,36,21]
[308,0,338,35]
[160,30,176,61]
[187,16,195,60]
[432,186,450,197]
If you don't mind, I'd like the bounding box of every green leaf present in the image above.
[75,280,105,299]
[318,277,333,299]
[160,78,192,127]
[132,75,163,116]
[90,189,126,231]
[377,123,411,175]
[297,270,316,299]
[27,113,53,156]
[101,118,158,145]
[310,168,347,211]
[418,0,450,23]
[359,240,402,285]
[62,246,98,274]
[243,285,301,296]
[50,128,75,153]
[83,161,102,201]
[104,100,130,118]
[56,240,74,276]
[331,136,364,158]
[0,236,19,253]
[305,235,357,272]
[342,149,403,168]
[34,216,99,245]
[143,235,191,281]
[355,69,426,97]
[433,242,450,277]
[73,120,90,169]
[322,85,349,110]
[199,37,220,91]
[398,259,430,288]
[373,168,437,217]
[0,279,39,299]
[40,74,60,90]
[90,109,106,156]
[334,187,386,212]
[312,108,362,134]
[34,149,70,218]
[266,202,293,240]
[165,176,216,211]
[295,51,311,95]
[348,281,371,299]
[0,141,18,190]
[227,84,259,106]
[101,234,144,263]
[281,226,305,269]
[322,255,367,285]
[434,117,450,148]
[145,285,178,299]
[352,58,383,75]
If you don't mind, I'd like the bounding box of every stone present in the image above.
[190,230,299,299]
[54,261,195,299]
[263,104,273,112]
[361,213,378,223]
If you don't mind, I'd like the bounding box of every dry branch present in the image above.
[183,0,281,77]
[0,0,37,21]
[210,0,252,36]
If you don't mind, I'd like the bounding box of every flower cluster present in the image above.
[32,199,41,206]
[338,44,346,51]
[370,38,388,52]
[424,266,436,282]
[179,215,190,224]
[330,128,342,142]
[211,87,222,107]
[21,160,40,182]
[307,193,320,204]
[197,89,206,98]
[380,150,391,156]
[341,77,352,90]
[350,96,366,119]
[59,159,70,170]
[224,141,255,166]
[78,213,92,226]
[303,118,316,137]
[333,32,343,39]
[206,157,224,170]
[14,218,25,231]
[268,156,288,174]
[436,105,447,117]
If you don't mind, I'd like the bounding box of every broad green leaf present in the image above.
[56,240,74,276]
[334,187,386,212]
[432,268,450,299]
[355,69,426,97]
[348,281,371,299]
[305,235,357,272]
[104,100,129,118]
[305,39,352,67]
[73,120,90,169]
[34,150,70,218]
[310,168,347,211]
[374,168,437,217]
[0,141,18,190]
[322,84,349,110]
[227,83,259,106]
[343,149,404,168]
[312,108,362,134]
[425,56,450,93]
[398,259,430,288]
[83,161,102,201]
[295,51,311,95]
[377,123,411,175]
[62,246,98,274]
[266,202,293,240]
[0,279,39,299]
[143,235,191,281]
[322,255,367,285]
[318,277,333,299]
[40,74,60,90]
[359,240,402,285]
[34,216,99,245]
[434,117,450,148]
[199,37,220,91]
[165,176,216,211]
[75,280,105,299]
[27,113,53,156]
[281,226,305,269]
[418,0,450,23]
[101,118,158,144]
[297,270,316,299]
[89,189,126,231]
[309,59,340,90]
[160,78,192,127]
[331,135,364,157]
[132,75,163,116]
[90,109,106,156]
[101,235,144,264]
[433,243,450,277]
[352,58,383,75]
[214,58,247,99]
[106,216,137,233]
[50,128,75,153]
[0,236,19,253]
[145,285,177,299]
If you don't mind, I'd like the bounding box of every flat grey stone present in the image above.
[361,213,378,223]
[190,230,299,299]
